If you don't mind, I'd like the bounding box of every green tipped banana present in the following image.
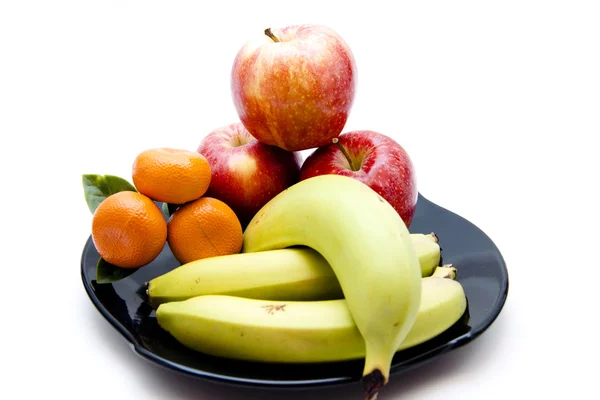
[156,266,467,364]
[241,175,422,397]
[147,232,440,308]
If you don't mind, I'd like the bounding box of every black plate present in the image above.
[81,193,509,389]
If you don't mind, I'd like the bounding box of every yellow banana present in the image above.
[155,266,467,364]
[241,174,422,398]
[146,233,440,308]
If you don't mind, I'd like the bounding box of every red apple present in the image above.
[300,131,418,227]
[197,122,302,227]
[231,24,357,152]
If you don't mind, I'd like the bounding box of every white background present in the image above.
[1,1,598,399]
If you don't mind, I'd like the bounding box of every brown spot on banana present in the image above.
[261,304,287,315]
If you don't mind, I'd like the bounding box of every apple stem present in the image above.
[332,138,358,171]
[264,28,280,42]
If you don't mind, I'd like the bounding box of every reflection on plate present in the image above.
[81,193,508,388]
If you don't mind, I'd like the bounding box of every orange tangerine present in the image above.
[91,191,167,268]
[132,148,211,204]
[167,197,243,264]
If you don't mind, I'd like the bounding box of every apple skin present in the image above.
[231,24,357,152]
[300,131,418,227]
[197,122,302,228]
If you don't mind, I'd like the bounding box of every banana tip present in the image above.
[362,369,385,400]
[441,264,457,279]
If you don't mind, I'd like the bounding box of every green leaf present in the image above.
[96,257,139,284]
[161,202,180,220]
[82,174,137,213]
[161,202,170,220]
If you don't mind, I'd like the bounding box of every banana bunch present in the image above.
[148,175,468,400]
